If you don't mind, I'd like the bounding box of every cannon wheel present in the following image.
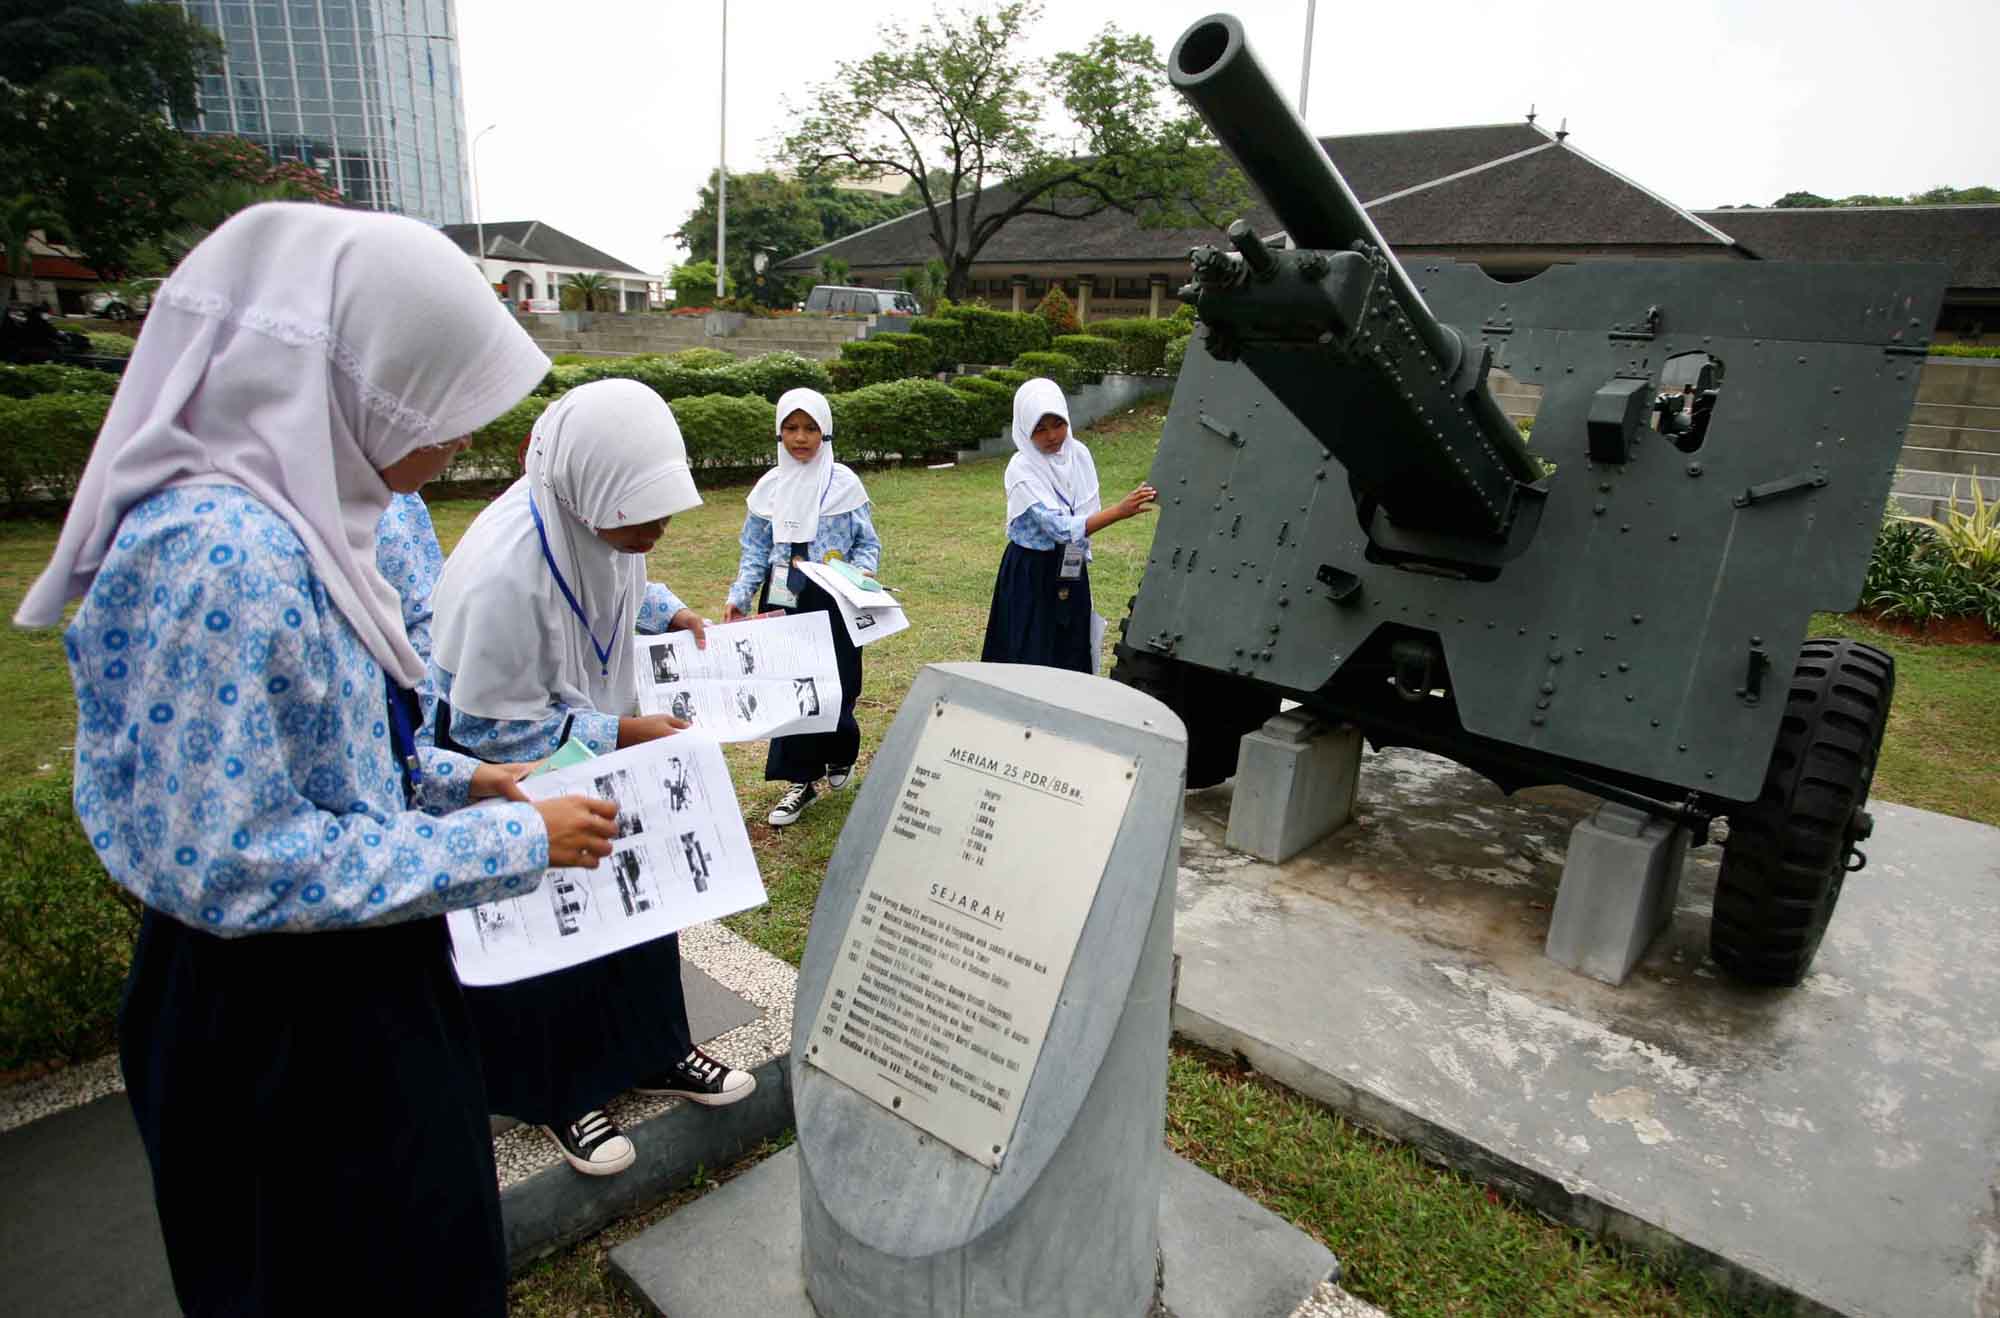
[1710,638,1893,986]
[1110,635,1279,790]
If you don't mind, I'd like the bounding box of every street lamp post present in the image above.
[717,0,728,302]
[1299,0,1316,118]
[471,122,498,294]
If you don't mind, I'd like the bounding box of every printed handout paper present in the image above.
[447,734,766,986]
[633,613,841,741]
[794,560,910,648]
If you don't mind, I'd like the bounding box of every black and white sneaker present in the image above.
[544,1109,635,1176]
[825,765,853,790]
[636,1048,757,1107]
[767,781,816,826]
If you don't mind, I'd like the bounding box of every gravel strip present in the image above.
[1291,1279,1391,1318]
[0,1052,125,1134]
[495,920,796,1189]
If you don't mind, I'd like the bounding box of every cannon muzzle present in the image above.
[1168,13,1542,548]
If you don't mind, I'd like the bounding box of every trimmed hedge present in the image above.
[1165,334,1191,376]
[942,306,1049,366]
[0,363,121,399]
[982,367,1033,391]
[0,393,114,502]
[1011,350,1085,394]
[536,351,831,405]
[907,316,967,370]
[1051,334,1120,383]
[1087,318,1185,374]
[0,773,140,1069]
[827,339,913,392]
[672,393,779,465]
[870,331,942,378]
[1930,343,2000,358]
[950,375,1014,440]
[829,379,975,457]
[664,346,737,370]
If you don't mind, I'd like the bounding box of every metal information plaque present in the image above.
[805,699,1138,1169]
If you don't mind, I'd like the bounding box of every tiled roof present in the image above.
[775,122,1730,273]
[1695,205,2000,290]
[438,220,647,275]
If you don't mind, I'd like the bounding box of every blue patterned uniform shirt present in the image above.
[64,485,548,936]
[424,580,690,761]
[726,505,882,613]
[1006,503,1089,552]
[375,492,446,666]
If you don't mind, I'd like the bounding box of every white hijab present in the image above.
[13,203,547,687]
[1004,377,1100,523]
[431,378,701,722]
[745,387,867,544]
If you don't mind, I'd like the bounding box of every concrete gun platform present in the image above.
[1171,748,2000,1318]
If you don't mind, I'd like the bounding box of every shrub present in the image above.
[0,773,141,1070]
[666,347,738,370]
[0,393,112,502]
[0,363,121,399]
[941,306,1049,365]
[452,396,548,478]
[1164,334,1191,376]
[830,378,976,457]
[1929,343,2000,358]
[1033,286,1080,337]
[1013,351,1085,394]
[670,393,779,466]
[1171,301,1197,326]
[982,367,1033,391]
[1087,318,1183,373]
[671,261,732,308]
[1051,334,1120,383]
[872,331,941,377]
[727,351,832,402]
[828,339,912,391]
[908,316,967,371]
[1864,510,2000,630]
[950,375,1013,440]
[86,332,133,358]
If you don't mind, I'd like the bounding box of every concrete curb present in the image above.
[1168,1007,1836,1318]
[501,1054,795,1271]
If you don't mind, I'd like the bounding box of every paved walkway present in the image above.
[0,962,761,1318]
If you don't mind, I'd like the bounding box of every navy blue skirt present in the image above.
[759,567,863,783]
[981,541,1093,674]
[121,910,508,1317]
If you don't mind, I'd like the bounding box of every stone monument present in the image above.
[611,662,1335,1317]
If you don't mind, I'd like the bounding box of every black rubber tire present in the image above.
[1109,633,1280,790]
[1710,638,1893,986]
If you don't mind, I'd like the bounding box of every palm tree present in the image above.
[563,271,614,312]
[0,194,69,304]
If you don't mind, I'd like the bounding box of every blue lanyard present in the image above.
[384,675,423,789]
[529,495,613,678]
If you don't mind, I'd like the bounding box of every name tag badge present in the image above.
[1058,541,1085,580]
[767,565,799,609]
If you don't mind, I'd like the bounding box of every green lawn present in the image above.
[4,398,1990,1316]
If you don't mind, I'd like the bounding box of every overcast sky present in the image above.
[456,0,2000,278]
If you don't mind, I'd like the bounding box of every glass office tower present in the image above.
[164,0,472,226]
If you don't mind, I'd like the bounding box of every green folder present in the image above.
[526,736,598,778]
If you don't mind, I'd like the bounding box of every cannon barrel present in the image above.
[1169,14,1458,373]
[1165,12,1542,546]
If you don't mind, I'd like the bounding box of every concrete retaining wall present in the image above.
[956,373,1178,461]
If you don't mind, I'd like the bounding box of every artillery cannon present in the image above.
[1111,13,1947,985]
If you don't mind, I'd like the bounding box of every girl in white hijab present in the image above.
[428,377,754,1178]
[980,377,1157,674]
[724,387,880,827]
[14,203,621,1317]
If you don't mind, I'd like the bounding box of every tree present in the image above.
[670,261,732,308]
[0,193,67,303]
[898,258,951,312]
[779,1,1240,300]
[1771,191,1833,209]
[0,1,221,277]
[563,271,614,312]
[675,170,912,305]
[819,257,851,285]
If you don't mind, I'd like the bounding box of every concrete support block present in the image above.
[1544,802,1689,986]
[1225,714,1362,864]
